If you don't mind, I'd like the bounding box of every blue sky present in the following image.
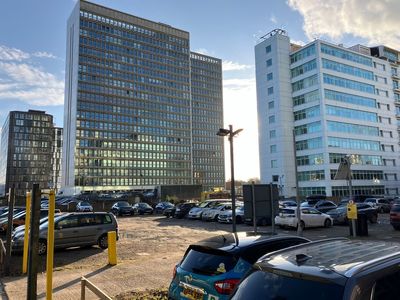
[0,0,398,181]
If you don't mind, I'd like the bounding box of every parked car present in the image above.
[364,197,391,213]
[154,202,174,214]
[201,203,232,221]
[218,206,244,224]
[188,199,231,220]
[12,212,118,255]
[326,203,378,224]
[0,208,61,235]
[173,202,197,219]
[279,200,297,208]
[301,200,337,213]
[168,232,310,300]
[110,201,135,216]
[275,207,333,229]
[231,238,400,300]
[390,204,400,230]
[76,201,93,212]
[132,202,153,215]
[0,207,26,219]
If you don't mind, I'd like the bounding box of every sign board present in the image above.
[347,202,357,220]
[334,159,351,180]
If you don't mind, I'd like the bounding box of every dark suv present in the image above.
[231,238,400,300]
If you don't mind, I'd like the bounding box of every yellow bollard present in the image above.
[22,192,31,274]
[107,231,117,265]
[46,190,55,300]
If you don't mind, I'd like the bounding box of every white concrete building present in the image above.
[255,29,400,198]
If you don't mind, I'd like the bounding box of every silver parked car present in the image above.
[12,212,118,255]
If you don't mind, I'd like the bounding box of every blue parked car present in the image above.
[168,232,310,299]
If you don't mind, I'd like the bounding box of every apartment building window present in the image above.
[271,160,277,168]
[327,136,380,151]
[323,74,375,94]
[270,145,277,153]
[322,58,374,80]
[294,105,320,121]
[376,88,389,97]
[269,115,275,124]
[292,74,318,92]
[324,89,376,108]
[385,173,398,181]
[293,90,320,106]
[374,61,386,71]
[266,59,272,67]
[268,101,274,109]
[267,73,273,81]
[266,45,272,53]
[268,87,274,95]
[270,130,276,138]
[290,44,316,64]
[375,75,387,84]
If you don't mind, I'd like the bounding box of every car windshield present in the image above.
[199,202,211,208]
[231,270,344,300]
[118,202,130,207]
[180,248,237,276]
[80,202,90,206]
[139,203,151,208]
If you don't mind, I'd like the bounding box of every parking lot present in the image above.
[2,212,400,299]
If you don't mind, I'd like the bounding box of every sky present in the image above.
[0,0,399,181]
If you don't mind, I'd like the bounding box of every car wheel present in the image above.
[369,214,378,224]
[98,234,108,249]
[130,211,134,216]
[324,219,332,228]
[38,239,47,255]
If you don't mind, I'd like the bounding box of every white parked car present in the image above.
[76,201,93,212]
[201,203,231,221]
[218,206,244,224]
[188,199,230,219]
[275,207,333,229]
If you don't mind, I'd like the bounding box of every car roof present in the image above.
[257,238,400,280]
[189,232,310,257]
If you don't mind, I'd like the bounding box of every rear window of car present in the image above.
[279,208,295,214]
[231,270,344,300]
[180,248,237,276]
[391,205,400,212]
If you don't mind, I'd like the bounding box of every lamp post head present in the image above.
[217,128,230,136]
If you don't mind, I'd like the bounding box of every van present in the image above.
[12,212,118,255]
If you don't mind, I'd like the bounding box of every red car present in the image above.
[390,204,400,230]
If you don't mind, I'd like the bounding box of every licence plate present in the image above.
[180,282,204,300]
[182,287,203,300]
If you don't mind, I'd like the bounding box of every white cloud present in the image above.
[0,45,30,61]
[0,61,64,106]
[33,51,57,59]
[291,39,307,46]
[288,0,400,48]
[223,77,260,180]
[222,61,252,72]
[270,14,278,24]
[194,48,211,56]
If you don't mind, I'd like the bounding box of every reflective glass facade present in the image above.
[0,111,54,199]
[191,53,224,190]
[63,2,224,191]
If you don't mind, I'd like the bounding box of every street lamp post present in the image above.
[217,125,243,233]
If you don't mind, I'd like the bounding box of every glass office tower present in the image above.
[191,53,225,191]
[63,1,224,192]
[255,29,400,197]
[0,110,54,199]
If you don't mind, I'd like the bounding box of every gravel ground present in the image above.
[2,213,398,299]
